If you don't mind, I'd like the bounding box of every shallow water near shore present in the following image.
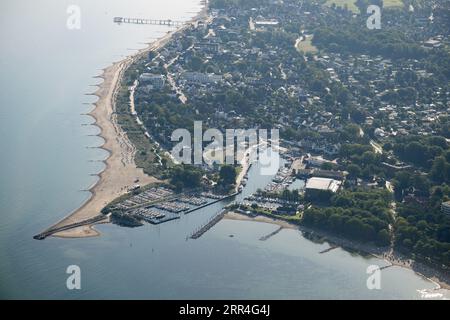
[0,0,449,299]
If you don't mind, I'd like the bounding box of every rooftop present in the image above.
[305,177,341,193]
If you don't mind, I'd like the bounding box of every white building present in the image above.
[183,72,222,84]
[441,201,450,215]
[305,177,341,193]
[254,19,280,27]
[139,74,165,89]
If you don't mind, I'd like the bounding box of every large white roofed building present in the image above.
[305,177,341,193]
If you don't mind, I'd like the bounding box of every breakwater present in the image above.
[189,208,228,240]
[33,214,108,240]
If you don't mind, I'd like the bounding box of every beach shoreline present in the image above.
[224,211,298,230]
[225,211,450,293]
[41,4,209,239]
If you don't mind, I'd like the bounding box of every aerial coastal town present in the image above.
[35,0,450,287]
[95,0,450,284]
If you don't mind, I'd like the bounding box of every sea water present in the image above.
[0,0,448,299]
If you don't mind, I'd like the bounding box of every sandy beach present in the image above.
[50,51,158,238]
[43,5,209,239]
[224,211,297,229]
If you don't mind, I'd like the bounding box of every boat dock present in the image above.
[145,212,180,225]
[184,192,239,215]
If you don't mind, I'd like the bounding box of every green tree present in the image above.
[170,165,202,190]
[219,165,237,187]
[430,156,448,183]
[347,164,361,181]
[377,229,391,246]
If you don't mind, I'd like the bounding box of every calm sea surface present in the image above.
[0,0,448,299]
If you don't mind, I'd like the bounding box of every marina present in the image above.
[264,165,296,193]
[132,207,180,225]
[155,201,191,213]
[115,187,175,210]
[110,185,236,228]
[243,194,302,213]
[3,0,449,300]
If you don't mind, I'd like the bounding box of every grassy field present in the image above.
[384,0,404,8]
[325,0,404,13]
[295,36,318,53]
[325,0,359,13]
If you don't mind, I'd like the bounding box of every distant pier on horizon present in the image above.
[113,17,185,27]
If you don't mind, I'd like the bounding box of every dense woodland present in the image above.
[303,189,392,245]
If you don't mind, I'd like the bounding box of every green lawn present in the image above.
[325,0,404,13]
[295,36,318,54]
[384,0,404,8]
[325,0,359,13]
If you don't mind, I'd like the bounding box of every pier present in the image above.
[379,265,394,271]
[259,226,283,241]
[33,215,108,240]
[319,245,339,254]
[113,17,185,27]
[189,209,228,240]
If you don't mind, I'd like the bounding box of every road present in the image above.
[370,140,383,154]
[164,52,190,104]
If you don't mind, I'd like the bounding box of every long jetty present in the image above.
[113,17,185,27]
[189,209,228,240]
[33,215,108,240]
[259,226,283,241]
[319,245,339,254]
